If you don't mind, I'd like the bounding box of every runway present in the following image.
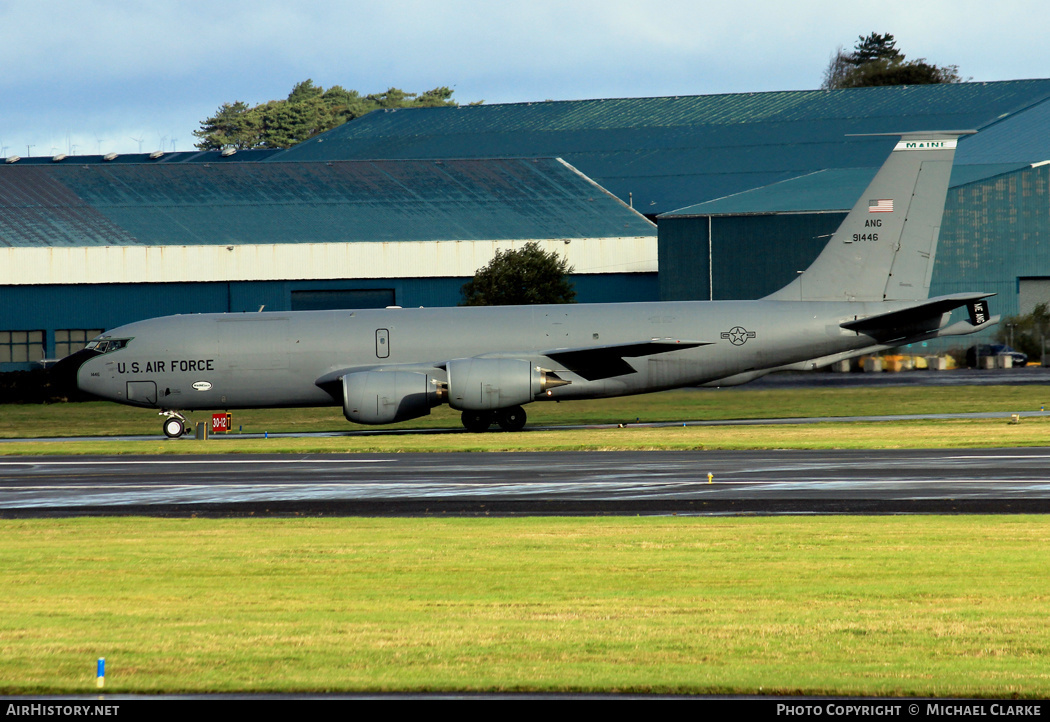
[3,449,1050,517]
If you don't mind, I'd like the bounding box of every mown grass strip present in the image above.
[1,515,1047,696]
[3,384,1050,440]
[2,417,1049,455]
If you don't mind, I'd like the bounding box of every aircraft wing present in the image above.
[313,338,706,393]
[541,339,708,381]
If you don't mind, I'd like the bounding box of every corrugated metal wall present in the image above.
[933,165,1050,321]
[1,237,656,286]
[658,213,845,301]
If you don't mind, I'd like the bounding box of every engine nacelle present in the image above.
[342,370,443,425]
[447,358,563,411]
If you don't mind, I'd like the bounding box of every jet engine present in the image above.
[446,358,567,410]
[341,370,444,424]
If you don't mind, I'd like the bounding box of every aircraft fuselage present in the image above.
[75,298,932,411]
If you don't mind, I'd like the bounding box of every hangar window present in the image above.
[55,329,105,359]
[0,331,45,363]
[291,289,396,311]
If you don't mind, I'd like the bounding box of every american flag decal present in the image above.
[869,199,894,213]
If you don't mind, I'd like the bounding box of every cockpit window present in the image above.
[87,338,131,353]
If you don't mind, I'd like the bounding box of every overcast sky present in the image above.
[2,0,1047,157]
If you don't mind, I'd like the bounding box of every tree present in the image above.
[287,78,324,104]
[850,32,903,65]
[192,101,264,150]
[194,80,464,150]
[996,302,1050,362]
[460,242,576,306]
[821,32,963,90]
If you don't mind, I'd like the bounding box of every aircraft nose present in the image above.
[49,348,103,400]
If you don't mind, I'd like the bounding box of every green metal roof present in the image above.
[267,80,1050,215]
[5,148,281,165]
[661,168,876,217]
[0,158,653,248]
[661,163,1032,217]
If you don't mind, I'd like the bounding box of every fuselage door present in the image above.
[126,380,158,406]
[376,328,390,359]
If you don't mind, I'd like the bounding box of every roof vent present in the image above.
[5,156,20,164]
[103,152,118,161]
[149,150,164,159]
[52,153,67,162]
[221,147,236,157]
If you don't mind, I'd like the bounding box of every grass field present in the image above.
[2,515,1047,696]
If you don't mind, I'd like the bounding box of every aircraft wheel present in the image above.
[163,417,185,438]
[496,406,527,432]
[461,410,493,433]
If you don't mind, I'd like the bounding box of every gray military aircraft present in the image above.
[58,130,998,437]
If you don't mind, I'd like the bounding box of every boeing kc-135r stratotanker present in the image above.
[57,131,998,437]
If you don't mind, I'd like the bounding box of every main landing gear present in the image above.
[160,410,189,438]
[460,405,528,432]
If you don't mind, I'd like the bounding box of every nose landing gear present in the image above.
[160,410,189,438]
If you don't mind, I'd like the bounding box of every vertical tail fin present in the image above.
[765,131,973,302]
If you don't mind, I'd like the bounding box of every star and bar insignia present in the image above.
[720,326,756,346]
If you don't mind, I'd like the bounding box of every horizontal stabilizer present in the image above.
[840,293,995,334]
[769,311,999,374]
[545,339,707,381]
